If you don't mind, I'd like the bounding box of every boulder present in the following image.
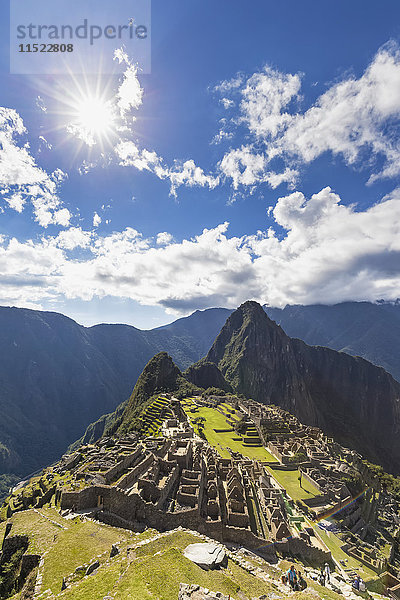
[85,559,100,576]
[183,543,227,570]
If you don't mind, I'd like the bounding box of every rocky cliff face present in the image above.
[265,301,400,383]
[206,301,400,473]
[184,361,232,392]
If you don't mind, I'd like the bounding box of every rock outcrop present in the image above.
[183,543,227,570]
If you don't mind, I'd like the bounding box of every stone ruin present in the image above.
[5,393,399,579]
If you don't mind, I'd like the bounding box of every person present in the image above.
[287,565,298,590]
[297,571,307,591]
[319,569,326,586]
[324,562,331,583]
[359,579,366,592]
[281,573,288,585]
[352,575,361,590]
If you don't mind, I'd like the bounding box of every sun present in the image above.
[37,73,125,159]
[67,94,116,148]
[76,96,115,138]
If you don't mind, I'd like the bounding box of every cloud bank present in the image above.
[1,186,399,313]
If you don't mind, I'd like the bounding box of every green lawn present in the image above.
[40,518,132,593]
[183,402,277,462]
[112,539,276,600]
[57,528,353,600]
[56,530,279,600]
[315,527,377,581]
[6,508,66,554]
[266,467,320,501]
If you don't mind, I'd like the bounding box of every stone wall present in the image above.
[117,452,154,490]
[179,583,231,600]
[104,447,143,484]
[36,485,57,508]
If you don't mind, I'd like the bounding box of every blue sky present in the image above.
[1,0,400,328]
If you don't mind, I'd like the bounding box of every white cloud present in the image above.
[115,140,219,197]
[239,66,301,138]
[216,42,400,189]
[220,146,298,190]
[114,50,143,117]
[156,232,173,245]
[220,98,234,109]
[55,227,92,250]
[36,96,47,113]
[2,186,400,313]
[213,74,244,94]
[5,192,25,213]
[93,212,102,227]
[38,135,52,151]
[0,108,69,227]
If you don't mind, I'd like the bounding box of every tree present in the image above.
[193,416,206,431]
[234,417,248,435]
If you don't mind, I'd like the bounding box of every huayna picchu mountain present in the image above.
[205,301,400,473]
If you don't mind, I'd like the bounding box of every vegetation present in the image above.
[192,416,206,434]
[0,475,19,506]
[0,544,27,599]
[100,353,202,435]
[265,467,319,502]
[41,518,131,593]
[363,460,400,501]
[234,416,248,434]
[57,530,277,600]
[287,451,308,464]
[3,517,350,600]
[182,400,277,461]
[201,387,228,397]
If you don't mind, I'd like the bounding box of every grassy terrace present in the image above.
[58,530,279,600]
[182,400,277,462]
[266,466,320,502]
[139,396,173,436]
[315,526,377,581]
[1,508,133,595]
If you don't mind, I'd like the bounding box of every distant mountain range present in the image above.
[264,301,400,382]
[0,306,230,478]
[0,300,400,483]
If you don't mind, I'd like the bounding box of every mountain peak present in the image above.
[205,301,400,473]
[127,351,182,408]
[236,300,270,320]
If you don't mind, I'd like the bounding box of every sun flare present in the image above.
[76,96,115,137]
[66,92,117,149]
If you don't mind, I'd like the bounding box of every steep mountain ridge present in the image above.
[115,351,193,434]
[206,301,400,473]
[184,360,233,392]
[77,352,202,443]
[265,301,400,381]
